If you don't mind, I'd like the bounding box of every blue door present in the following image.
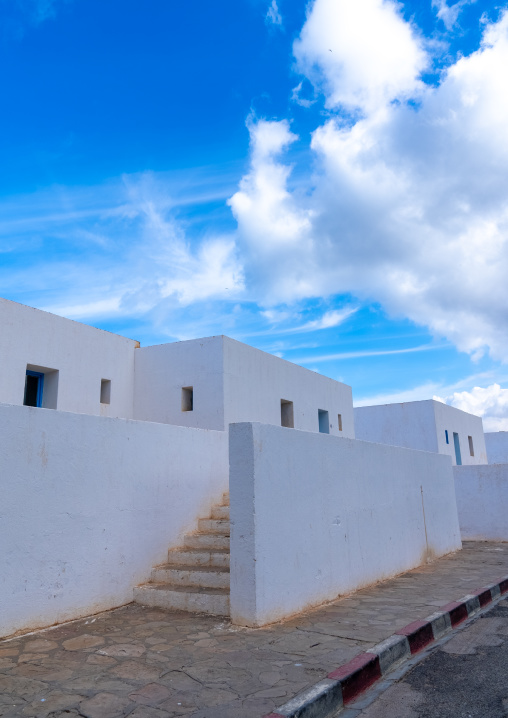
[24,370,44,407]
[453,432,462,465]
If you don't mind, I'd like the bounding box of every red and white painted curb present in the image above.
[263,576,508,718]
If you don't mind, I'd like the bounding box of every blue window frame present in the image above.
[445,430,449,444]
[24,370,44,408]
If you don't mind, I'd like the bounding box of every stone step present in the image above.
[197,518,230,535]
[151,565,229,589]
[167,547,230,568]
[210,505,229,520]
[134,584,230,616]
[184,533,230,551]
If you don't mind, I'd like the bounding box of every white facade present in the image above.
[230,423,461,627]
[0,297,138,419]
[134,335,354,436]
[485,432,508,464]
[1,297,354,437]
[354,399,487,466]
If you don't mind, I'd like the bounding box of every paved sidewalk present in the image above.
[1,542,508,718]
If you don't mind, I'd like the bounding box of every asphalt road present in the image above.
[353,599,508,718]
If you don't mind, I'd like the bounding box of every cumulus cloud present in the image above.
[293,0,427,114]
[228,119,315,303]
[436,384,508,431]
[231,7,508,362]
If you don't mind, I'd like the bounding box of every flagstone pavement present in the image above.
[1,542,508,718]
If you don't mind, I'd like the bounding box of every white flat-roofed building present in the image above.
[0,296,354,437]
[354,399,487,466]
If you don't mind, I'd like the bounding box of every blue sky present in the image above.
[1,0,508,427]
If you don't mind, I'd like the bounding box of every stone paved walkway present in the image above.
[1,542,508,718]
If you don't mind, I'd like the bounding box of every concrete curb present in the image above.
[263,575,508,718]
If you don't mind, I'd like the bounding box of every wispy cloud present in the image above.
[432,0,477,30]
[1,0,71,40]
[293,343,447,365]
[0,168,244,329]
[266,0,282,27]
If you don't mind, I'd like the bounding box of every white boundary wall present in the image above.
[485,432,508,464]
[230,423,461,627]
[0,403,228,639]
[454,464,508,540]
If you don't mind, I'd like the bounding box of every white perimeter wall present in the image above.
[134,337,225,430]
[230,423,461,627]
[485,432,508,464]
[223,337,355,438]
[454,464,508,540]
[354,401,438,452]
[0,403,228,639]
[0,298,137,419]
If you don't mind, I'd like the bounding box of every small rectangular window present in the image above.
[445,430,449,444]
[281,399,294,428]
[338,413,343,431]
[182,386,193,412]
[100,379,111,405]
[318,409,329,434]
[468,435,474,457]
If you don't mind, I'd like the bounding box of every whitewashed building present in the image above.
[354,399,488,466]
[0,296,464,634]
[485,431,508,464]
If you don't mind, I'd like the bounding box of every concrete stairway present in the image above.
[133,492,230,616]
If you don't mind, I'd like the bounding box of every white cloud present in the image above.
[230,9,508,363]
[266,0,282,26]
[300,308,356,331]
[291,81,316,108]
[436,384,508,431]
[295,343,444,365]
[293,0,427,114]
[2,171,244,326]
[228,119,315,303]
[432,0,476,30]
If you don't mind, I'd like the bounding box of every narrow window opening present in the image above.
[318,409,330,434]
[468,435,474,457]
[24,370,44,407]
[338,413,343,431]
[445,430,449,444]
[100,379,111,405]
[182,386,193,412]
[281,399,294,428]
[453,432,462,465]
